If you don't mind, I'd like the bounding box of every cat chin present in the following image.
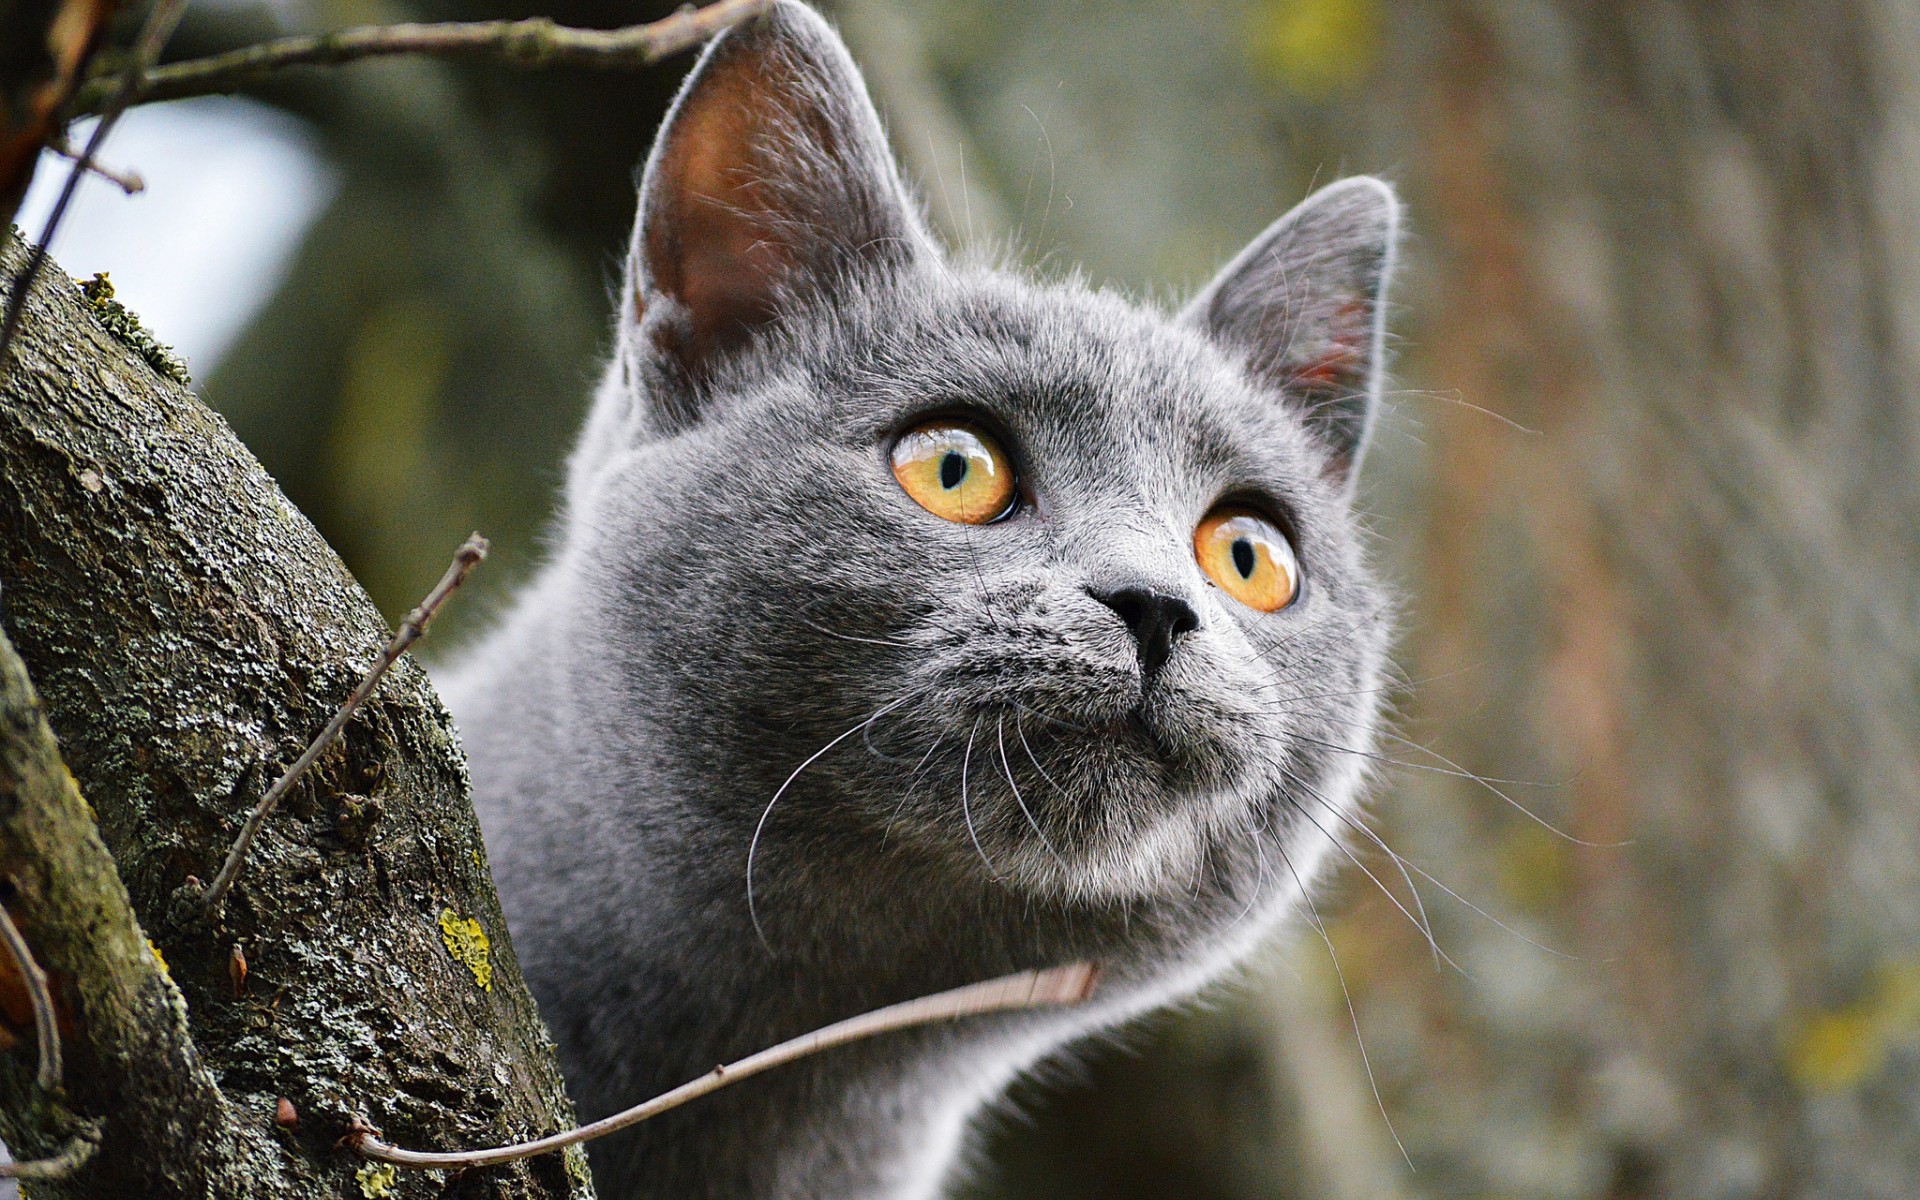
[971,773,1311,906]
[947,714,1374,915]
[988,800,1225,902]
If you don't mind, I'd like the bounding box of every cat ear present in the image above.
[624,0,932,416]
[1183,177,1400,484]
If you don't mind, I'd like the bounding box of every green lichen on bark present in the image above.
[75,272,191,386]
[0,627,266,1195]
[0,232,592,1197]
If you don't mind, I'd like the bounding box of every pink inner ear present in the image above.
[1288,297,1369,390]
[640,49,802,365]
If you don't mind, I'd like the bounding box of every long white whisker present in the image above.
[1273,770,1461,977]
[997,717,1061,865]
[1013,713,1073,801]
[882,728,950,849]
[1280,767,1440,970]
[1283,761,1588,963]
[1275,844,1413,1169]
[1288,731,1617,847]
[959,717,1000,878]
[747,696,913,949]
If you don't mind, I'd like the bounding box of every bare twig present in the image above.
[201,533,488,913]
[45,137,145,194]
[0,0,188,378]
[75,0,773,114]
[0,904,60,1091]
[351,961,1100,1170]
[0,1123,102,1179]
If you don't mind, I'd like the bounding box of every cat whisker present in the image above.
[1373,724,1584,790]
[1244,657,1499,716]
[1016,102,1058,255]
[793,600,918,649]
[1281,767,1440,971]
[799,618,917,649]
[862,705,930,764]
[959,717,1002,880]
[1274,841,1413,1169]
[881,726,951,850]
[997,717,1062,867]
[956,522,1004,634]
[1012,713,1074,802]
[1283,730,1616,847]
[1222,815,1275,931]
[1287,772,1586,963]
[1241,679,1405,711]
[1268,766,1460,976]
[747,695,916,950]
[1247,601,1393,668]
[1005,698,1092,735]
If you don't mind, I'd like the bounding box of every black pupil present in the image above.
[1231,538,1257,579]
[939,451,968,489]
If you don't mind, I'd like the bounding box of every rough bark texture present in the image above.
[0,232,593,1199]
[0,623,242,1194]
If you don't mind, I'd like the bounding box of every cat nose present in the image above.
[1090,586,1200,680]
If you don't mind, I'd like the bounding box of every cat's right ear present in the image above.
[1183,177,1400,487]
[619,0,933,429]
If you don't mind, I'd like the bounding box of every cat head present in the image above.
[557,1,1397,920]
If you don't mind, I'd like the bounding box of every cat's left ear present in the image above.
[621,0,933,425]
[1182,177,1400,485]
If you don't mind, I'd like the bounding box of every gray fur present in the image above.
[439,4,1399,1197]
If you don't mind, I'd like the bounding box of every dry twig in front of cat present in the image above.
[0,904,60,1091]
[0,1124,103,1180]
[348,962,1101,1170]
[200,533,489,914]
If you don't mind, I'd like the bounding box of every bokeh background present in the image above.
[24,1,1920,1196]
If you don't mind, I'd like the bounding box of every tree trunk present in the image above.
[1335,2,1920,1195]
[0,232,593,1198]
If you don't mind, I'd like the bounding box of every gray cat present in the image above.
[439,2,1399,1196]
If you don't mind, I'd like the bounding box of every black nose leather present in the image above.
[1092,586,1200,680]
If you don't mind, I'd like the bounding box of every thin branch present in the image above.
[76,0,773,114]
[351,961,1101,1170]
[0,0,188,378]
[0,904,60,1091]
[0,1123,102,1179]
[45,137,145,194]
[201,533,488,913]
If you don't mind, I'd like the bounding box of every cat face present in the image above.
[561,1,1396,916]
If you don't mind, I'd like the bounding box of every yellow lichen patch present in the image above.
[1245,0,1380,97]
[148,939,169,975]
[355,1161,398,1198]
[438,908,492,991]
[1784,1008,1880,1091]
[1782,960,1920,1092]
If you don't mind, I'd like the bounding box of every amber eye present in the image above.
[891,420,1016,525]
[1194,507,1299,612]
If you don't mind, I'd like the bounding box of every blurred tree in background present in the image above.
[84,0,1919,1195]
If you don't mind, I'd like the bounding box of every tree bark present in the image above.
[0,232,592,1198]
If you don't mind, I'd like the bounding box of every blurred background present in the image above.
[24,0,1920,1195]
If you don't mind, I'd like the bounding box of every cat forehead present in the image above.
[752,267,1333,481]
